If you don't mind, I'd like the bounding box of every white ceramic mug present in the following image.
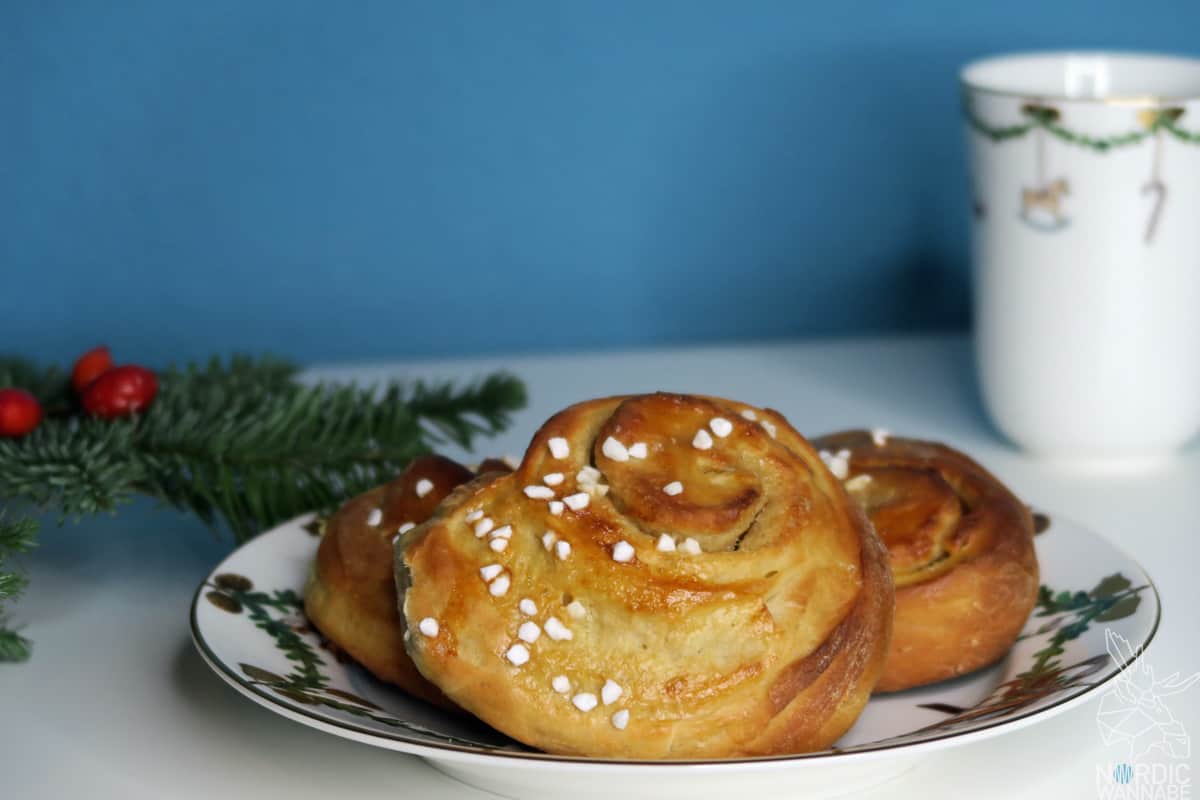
[962,51,1200,466]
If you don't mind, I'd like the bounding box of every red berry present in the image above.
[0,389,43,437]
[72,345,114,393]
[81,365,159,418]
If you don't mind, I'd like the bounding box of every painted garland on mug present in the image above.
[964,96,1200,243]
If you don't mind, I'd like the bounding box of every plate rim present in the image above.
[190,512,1162,768]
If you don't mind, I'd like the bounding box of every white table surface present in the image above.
[5,334,1197,798]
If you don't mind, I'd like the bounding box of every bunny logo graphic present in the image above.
[1096,630,1198,798]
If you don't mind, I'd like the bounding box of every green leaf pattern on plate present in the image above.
[205,573,507,749]
[916,563,1148,733]
[209,514,1149,751]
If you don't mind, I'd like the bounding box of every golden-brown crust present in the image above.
[812,431,1038,693]
[304,454,502,708]
[398,394,893,758]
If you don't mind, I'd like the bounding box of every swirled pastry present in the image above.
[304,454,510,707]
[397,394,893,758]
[812,430,1038,693]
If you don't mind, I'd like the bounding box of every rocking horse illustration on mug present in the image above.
[1019,104,1071,231]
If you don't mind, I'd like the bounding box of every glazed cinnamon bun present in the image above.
[812,430,1038,693]
[398,394,893,758]
[304,454,510,707]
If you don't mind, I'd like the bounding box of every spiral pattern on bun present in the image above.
[812,430,1038,693]
[398,394,893,758]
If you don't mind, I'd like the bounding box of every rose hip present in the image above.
[71,346,114,392]
[0,388,43,437]
[81,365,159,418]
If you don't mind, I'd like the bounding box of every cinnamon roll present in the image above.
[398,394,893,758]
[812,430,1038,693]
[304,454,510,707]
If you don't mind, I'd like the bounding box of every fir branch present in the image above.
[408,373,530,449]
[0,355,526,658]
[0,512,38,662]
[0,357,525,538]
[0,358,73,416]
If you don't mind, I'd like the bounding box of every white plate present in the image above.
[191,512,1158,800]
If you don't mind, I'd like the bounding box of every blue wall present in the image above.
[3,2,1196,366]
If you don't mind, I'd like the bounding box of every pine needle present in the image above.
[0,513,38,662]
[0,355,526,661]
